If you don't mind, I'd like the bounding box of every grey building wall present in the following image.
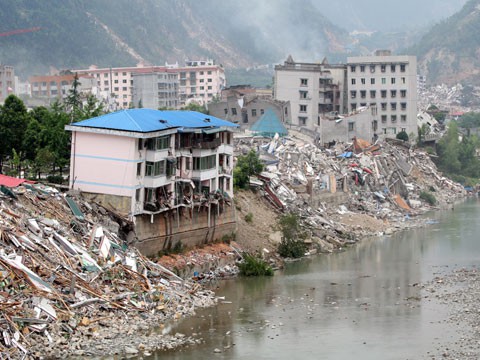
[0,65,15,103]
[132,72,179,109]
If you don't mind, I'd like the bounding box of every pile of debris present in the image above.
[0,183,217,359]
[236,132,466,251]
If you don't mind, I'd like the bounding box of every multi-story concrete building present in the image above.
[347,50,417,137]
[177,60,226,106]
[72,60,225,110]
[209,95,290,131]
[274,56,346,128]
[132,70,179,109]
[65,109,238,255]
[29,73,96,100]
[0,65,15,103]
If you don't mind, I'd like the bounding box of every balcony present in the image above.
[192,137,221,149]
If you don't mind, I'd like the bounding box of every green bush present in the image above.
[47,175,64,184]
[396,131,409,142]
[278,238,307,258]
[277,213,307,258]
[244,212,253,223]
[221,232,236,244]
[172,241,184,254]
[238,253,273,276]
[419,191,437,206]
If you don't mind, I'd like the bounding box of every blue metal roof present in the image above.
[250,108,288,137]
[70,109,238,133]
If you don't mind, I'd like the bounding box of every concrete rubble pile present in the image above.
[0,184,216,359]
[236,132,466,251]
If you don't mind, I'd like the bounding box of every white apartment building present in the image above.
[178,60,226,106]
[73,60,225,110]
[274,56,346,128]
[0,65,15,103]
[347,50,417,138]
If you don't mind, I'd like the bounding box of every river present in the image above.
[149,198,480,360]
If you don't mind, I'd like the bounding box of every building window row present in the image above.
[351,77,407,86]
[351,64,407,73]
[193,155,216,170]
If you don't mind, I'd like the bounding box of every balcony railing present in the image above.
[192,137,221,149]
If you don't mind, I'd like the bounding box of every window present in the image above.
[299,90,308,99]
[400,90,407,97]
[381,90,387,98]
[391,102,397,110]
[104,73,108,78]
[351,103,357,111]
[199,86,204,90]
[200,79,204,83]
[381,65,386,73]
[193,155,216,170]
[401,102,407,110]
[350,90,357,98]
[207,78,212,82]
[391,90,397,98]
[252,109,257,116]
[207,71,212,75]
[391,77,396,84]
[145,160,166,176]
[360,90,366,99]
[370,65,375,73]
[114,79,119,84]
[260,109,264,115]
[224,108,228,115]
[300,78,308,86]
[114,87,119,91]
[298,117,307,125]
[135,189,140,202]
[391,115,397,122]
[371,78,375,85]
[122,72,127,76]
[401,128,406,133]
[136,163,142,176]
[400,64,406,72]
[401,77,406,84]
[350,65,356,72]
[401,115,407,122]
[231,108,237,115]
[381,103,387,111]
[351,79,356,85]
[300,104,307,112]
[207,86,212,90]
[348,122,355,131]
[381,78,386,85]
[370,90,376,98]
[146,136,170,151]
[381,115,387,123]
[391,65,396,72]
[104,80,109,86]
[199,71,204,75]
[360,65,365,72]
[361,78,366,84]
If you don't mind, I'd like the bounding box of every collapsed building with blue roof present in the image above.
[65,109,239,256]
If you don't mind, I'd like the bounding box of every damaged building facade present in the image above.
[274,51,417,144]
[65,109,238,256]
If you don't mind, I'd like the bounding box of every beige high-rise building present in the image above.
[347,51,417,138]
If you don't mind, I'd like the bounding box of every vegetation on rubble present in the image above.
[277,213,307,259]
[0,93,104,180]
[419,191,437,206]
[233,150,264,189]
[244,212,253,223]
[238,253,273,277]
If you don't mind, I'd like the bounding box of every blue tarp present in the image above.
[337,152,353,158]
[250,108,288,137]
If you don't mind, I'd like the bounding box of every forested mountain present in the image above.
[0,0,351,79]
[411,0,480,85]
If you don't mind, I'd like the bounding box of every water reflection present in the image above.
[149,199,480,360]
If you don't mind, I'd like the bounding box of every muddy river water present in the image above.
[149,198,480,359]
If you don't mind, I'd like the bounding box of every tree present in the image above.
[436,122,461,174]
[65,73,82,122]
[181,102,208,114]
[233,150,264,189]
[81,94,104,120]
[0,95,31,173]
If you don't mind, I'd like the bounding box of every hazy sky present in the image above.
[310,0,468,31]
